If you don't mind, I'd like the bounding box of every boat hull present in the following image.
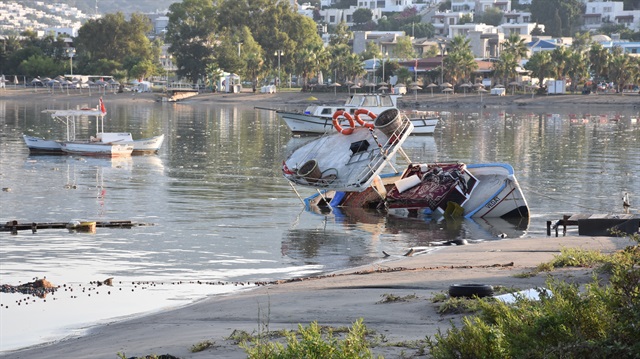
[278,111,437,135]
[303,163,529,219]
[24,134,163,155]
[22,135,64,153]
[61,142,134,157]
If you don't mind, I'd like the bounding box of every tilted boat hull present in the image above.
[303,163,529,219]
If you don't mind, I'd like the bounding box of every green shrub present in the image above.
[240,319,380,359]
[427,235,640,359]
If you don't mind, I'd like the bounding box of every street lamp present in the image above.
[66,47,76,76]
[274,50,283,88]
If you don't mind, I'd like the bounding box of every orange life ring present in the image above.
[332,110,356,135]
[354,108,376,129]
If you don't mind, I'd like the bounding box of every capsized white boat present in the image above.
[276,93,438,135]
[283,108,414,192]
[283,109,530,219]
[23,99,164,155]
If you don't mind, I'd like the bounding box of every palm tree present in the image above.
[550,46,570,80]
[502,33,528,63]
[295,44,329,91]
[589,43,611,90]
[443,35,477,84]
[566,50,589,93]
[608,54,634,93]
[524,51,553,90]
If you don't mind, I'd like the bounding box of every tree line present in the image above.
[1,0,638,93]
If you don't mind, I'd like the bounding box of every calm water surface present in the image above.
[0,97,638,352]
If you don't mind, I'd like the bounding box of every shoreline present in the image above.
[2,87,639,112]
[4,235,635,359]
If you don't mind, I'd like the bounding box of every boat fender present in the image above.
[332,110,356,135]
[353,109,376,129]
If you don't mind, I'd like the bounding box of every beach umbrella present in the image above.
[477,86,488,102]
[410,84,422,101]
[378,85,389,93]
[459,82,471,96]
[442,87,453,101]
[350,84,361,93]
[441,82,452,88]
[508,81,519,95]
[329,82,341,96]
[426,83,438,97]
[378,81,388,86]
[529,84,540,98]
[494,83,504,88]
[395,83,406,88]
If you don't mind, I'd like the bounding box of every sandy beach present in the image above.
[4,235,635,359]
[2,86,638,358]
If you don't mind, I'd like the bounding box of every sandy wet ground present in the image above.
[3,235,635,359]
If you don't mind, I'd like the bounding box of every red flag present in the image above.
[99,97,106,114]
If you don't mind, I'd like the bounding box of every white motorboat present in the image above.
[276,93,438,135]
[284,108,529,219]
[23,99,164,155]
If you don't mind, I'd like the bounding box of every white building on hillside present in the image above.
[319,0,419,12]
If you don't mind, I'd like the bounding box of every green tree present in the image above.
[393,36,417,60]
[399,22,435,38]
[329,22,351,47]
[443,35,477,84]
[360,41,382,60]
[458,13,473,25]
[75,12,154,77]
[18,54,62,78]
[477,7,503,26]
[566,50,589,92]
[608,54,635,93]
[524,51,553,89]
[570,32,592,53]
[550,46,570,79]
[589,43,611,87]
[530,0,583,37]
[165,0,217,83]
[295,44,329,90]
[352,8,373,26]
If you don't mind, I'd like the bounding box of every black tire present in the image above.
[449,284,494,298]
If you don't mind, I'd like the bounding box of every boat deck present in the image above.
[285,116,413,192]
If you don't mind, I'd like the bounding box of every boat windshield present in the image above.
[362,96,379,107]
[379,96,395,107]
[346,95,365,106]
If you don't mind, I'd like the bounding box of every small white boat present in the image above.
[23,99,164,155]
[283,108,529,219]
[277,93,438,135]
[61,142,134,157]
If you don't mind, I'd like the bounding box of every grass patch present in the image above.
[190,340,215,353]
[377,293,419,303]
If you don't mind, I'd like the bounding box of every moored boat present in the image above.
[277,93,438,135]
[23,98,164,155]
